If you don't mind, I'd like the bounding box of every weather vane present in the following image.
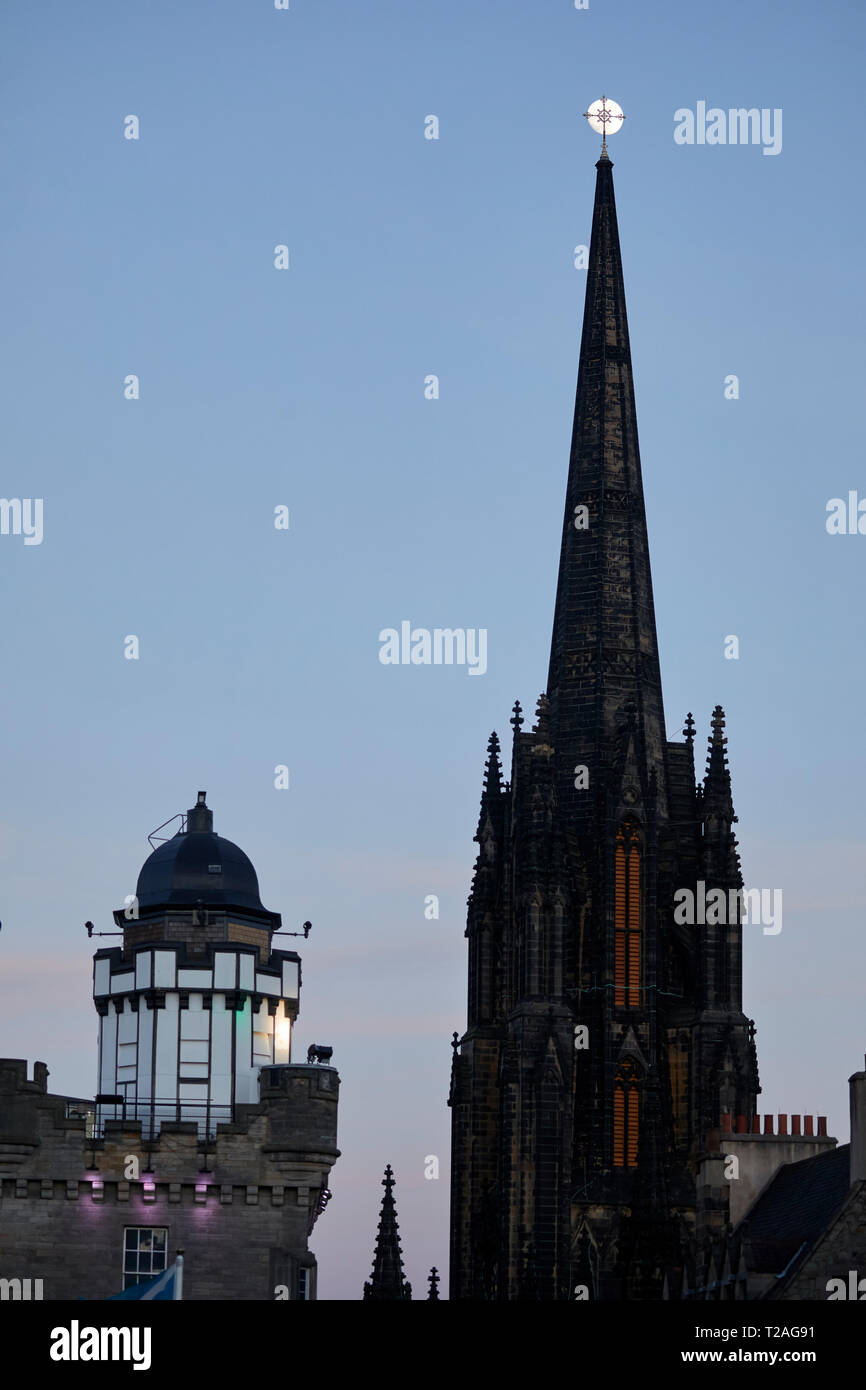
[583,96,625,157]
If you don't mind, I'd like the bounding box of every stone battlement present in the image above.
[0,1058,339,1187]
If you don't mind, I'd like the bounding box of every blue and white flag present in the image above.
[107,1255,183,1301]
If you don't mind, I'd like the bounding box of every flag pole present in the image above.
[175,1250,184,1301]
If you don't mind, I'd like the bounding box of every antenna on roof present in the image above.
[147,812,186,850]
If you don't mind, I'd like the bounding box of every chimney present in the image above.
[849,1057,866,1186]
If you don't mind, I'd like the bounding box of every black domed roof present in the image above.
[135,793,269,914]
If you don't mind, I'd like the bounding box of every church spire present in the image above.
[702,704,733,816]
[483,730,504,797]
[546,151,667,828]
[362,1164,412,1300]
[450,118,762,1302]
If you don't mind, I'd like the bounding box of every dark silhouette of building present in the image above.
[363,1164,412,1299]
[448,146,762,1300]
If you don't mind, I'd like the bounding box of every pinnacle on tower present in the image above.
[707,705,728,763]
[362,1164,412,1300]
[510,699,523,734]
[427,1266,441,1300]
[483,731,504,796]
[532,693,550,740]
[702,704,735,818]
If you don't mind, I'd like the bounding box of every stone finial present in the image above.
[532,693,550,739]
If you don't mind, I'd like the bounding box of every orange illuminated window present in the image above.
[614,1062,639,1168]
[614,1085,625,1165]
[627,1087,639,1166]
[614,825,642,1007]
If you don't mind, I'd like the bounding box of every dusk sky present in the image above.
[2,0,865,1298]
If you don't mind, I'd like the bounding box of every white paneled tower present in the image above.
[93,792,302,1139]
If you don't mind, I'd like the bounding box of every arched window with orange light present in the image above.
[613,1060,640,1168]
[614,823,642,1008]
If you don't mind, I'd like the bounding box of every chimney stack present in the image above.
[849,1056,866,1186]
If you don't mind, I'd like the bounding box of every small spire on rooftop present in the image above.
[483,731,504,795]
[362,1164,412,1301]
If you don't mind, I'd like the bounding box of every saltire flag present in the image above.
[106,1255,184,1301]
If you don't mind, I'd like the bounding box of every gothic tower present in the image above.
[449,145,760,1300]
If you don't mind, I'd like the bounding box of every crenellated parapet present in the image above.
[0,1058,340,1298]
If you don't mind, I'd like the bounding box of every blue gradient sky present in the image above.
[1,0,865,1299]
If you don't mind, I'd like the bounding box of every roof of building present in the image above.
[740,1142,851,1277]
[135,793,269,914]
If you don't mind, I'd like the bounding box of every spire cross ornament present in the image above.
[583,96,625,157]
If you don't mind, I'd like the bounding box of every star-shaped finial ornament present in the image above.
[583,96,625,156]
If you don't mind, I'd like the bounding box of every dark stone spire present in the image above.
[701,704,740,884]
[546,153,667,830]
[483,731,504,796]
[470,731,506,888]
[468,730,508,1026]
[702,705,734,818]
[427,1266,441,1300]
[450,147,761,1302]
[362,1164,412,1300]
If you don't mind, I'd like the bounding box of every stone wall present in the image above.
[0,1058,339,1301]
[778,1184,866,1302]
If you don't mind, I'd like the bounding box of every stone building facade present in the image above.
[0,794,339,1300]
[668,1064,866,1300]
